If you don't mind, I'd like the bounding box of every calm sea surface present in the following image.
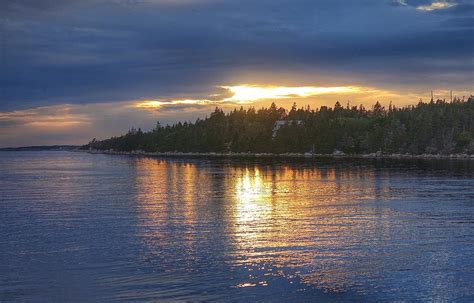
[1,151,473,302]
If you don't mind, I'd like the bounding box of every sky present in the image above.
[0,0,473,147]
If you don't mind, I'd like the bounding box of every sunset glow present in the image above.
[1,0,471,148]
[222,85,364,102]
[134,85,375,109]
[135,99,211,109]
[2,1,474,301]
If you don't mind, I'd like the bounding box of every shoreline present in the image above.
[84,149,474,160]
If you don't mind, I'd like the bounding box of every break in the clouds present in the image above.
[392,0,460,10]
[0,0,473,146]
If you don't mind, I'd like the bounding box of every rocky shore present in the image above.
[85,149,474,160]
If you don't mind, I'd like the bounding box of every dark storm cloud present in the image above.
[0,0,472,110]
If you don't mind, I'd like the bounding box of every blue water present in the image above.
[1,151,473,302]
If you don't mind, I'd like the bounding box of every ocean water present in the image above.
[1,151,473,302]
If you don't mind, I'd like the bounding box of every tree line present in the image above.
[84,96,474,155]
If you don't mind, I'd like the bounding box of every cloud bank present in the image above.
[0,0,472,146]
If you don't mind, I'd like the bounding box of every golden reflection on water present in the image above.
[226,164,396,292]
[132,157,396,293]
[234,167,273,225]
[133,159,206,252]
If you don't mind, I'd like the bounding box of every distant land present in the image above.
[84,98,473,157]
[0,145,80,152]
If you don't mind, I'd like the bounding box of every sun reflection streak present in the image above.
[234,168,273,226]
[235,168,265,205]
[134,158,205,248]
[131,159,402,295]
[225,165,397,292]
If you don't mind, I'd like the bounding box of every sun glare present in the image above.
[222,85,361,102]
[135,85,369,109]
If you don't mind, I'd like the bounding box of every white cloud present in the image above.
[394,0,408,6]
[416,1,457,11]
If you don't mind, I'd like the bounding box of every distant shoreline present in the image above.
[0,145,80,152]
[2,146,472,160]
[84,149,474,160]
